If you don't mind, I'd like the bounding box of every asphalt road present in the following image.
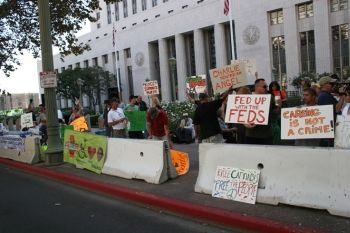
[0,164,244,233]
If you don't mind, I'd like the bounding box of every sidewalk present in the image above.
[2,143,349,233]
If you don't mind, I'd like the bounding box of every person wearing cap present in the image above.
[176,112,194,143]
[108,98,128,138]
[193,89,232,143]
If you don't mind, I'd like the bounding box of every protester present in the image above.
[233,86,251,144]
[175,113,194,143]
[136,95,148,111]
[244,79,277,145]
[108,98,128,138]
[125,95,144,139]
[26,99,34,113]
[103,99,111,137]
[340,86,350,116]
[294,88,320,147]
[193,88,232,143]
[146,97,173,148]
[36,104,47,144]
[68,105,82,124]
[217,109,237,143]
[269,81,287,107]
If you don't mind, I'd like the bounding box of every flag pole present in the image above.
[113,23,122,101]
[228,0,235,60]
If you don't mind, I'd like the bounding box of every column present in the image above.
[158,38,171,101]
[175,34,187,101]
[214,24,228,67]
[314,0,332,73]
[284,5,300,79]
[194,29,207,75]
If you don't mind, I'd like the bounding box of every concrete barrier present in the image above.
[102,138,177,184]
[0,136,40,164]
[195,144,350,218]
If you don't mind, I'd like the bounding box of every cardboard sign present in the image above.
[281,105,334,140]
[212,166,260,204]
[63,130,107,174]
[232,58,257,85]
[70,116,89,132]
[21,113,34,129]
[170,150,189,176]
[209,62,247,95]
[225,94,271,125]
[124,111,146,132]
[143,80,159,96]
[40,71,57,88]
[335,115,350,149]
[186,75,207,94]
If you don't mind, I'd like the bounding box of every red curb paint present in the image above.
[0,158,327,233]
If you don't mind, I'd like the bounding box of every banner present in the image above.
[232,58,257,85]
[225,94,271,125]
[70,116,89,132]
[335,115,350,149]
[124,111,146,132]
[186,75,207,94]
[209,62,247,95]
[0,135,25,151]
[21,113,34,129]
[170,149,189,176]
[281,105,334,140]
[63,130,107,174]
[143,80,159,96]
[212,166,260,204]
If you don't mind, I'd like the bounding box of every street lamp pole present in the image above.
[38,0,63,165]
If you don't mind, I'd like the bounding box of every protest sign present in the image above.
[335,115,350,149]
[63,130,107,174]
[143,80,159,96]
[232,58,257,85]
[212,166,260,204]
[186,75,207,94]
[209,62,247,95]
[124,111,146,132]
[70,116,89,132]
[170,150,189,176]
[0,135,25,151]
[225,94,271,125]
[21,113,34,129]
[281,105,334,140]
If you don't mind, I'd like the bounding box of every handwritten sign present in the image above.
[143,80,159,96]
[40,71,57,88]
[212,166,260,204]
[209,62,247,95]
[186,75,207,94]
[0,135,25,151]
[225,94,271,125]
[170,150,189,176]
[232,58,257,85]
[281,105,334,140]
[70,116,89,132]
[335,115,350,149]
[21,113,34,129]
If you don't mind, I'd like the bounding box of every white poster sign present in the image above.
[225,94,271,125]
[143,80,159,96]
[335,115,350,149]
[40,71,57,88]
[186,75,206,94]
[232,58,257,85]
[21,113,34,129]
[281,105,335,140]
[212,166,260,204]
[209,62,247,95]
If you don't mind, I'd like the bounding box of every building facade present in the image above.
[40,0,350,106]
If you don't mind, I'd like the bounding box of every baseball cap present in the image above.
[319,76,337,86]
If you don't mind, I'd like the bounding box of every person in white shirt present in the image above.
[108,98,128,138]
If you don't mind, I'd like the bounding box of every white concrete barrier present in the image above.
[0,136,40,164]
[102,138,177,184]
[195,144,350,218]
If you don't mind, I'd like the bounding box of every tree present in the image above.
[56,68,81,102]
[0,0,121,76]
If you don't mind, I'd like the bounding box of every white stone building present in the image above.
[39,0,350,107]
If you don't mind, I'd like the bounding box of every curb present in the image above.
[0,158,327,233]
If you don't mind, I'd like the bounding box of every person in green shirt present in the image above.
[124,95,144,139]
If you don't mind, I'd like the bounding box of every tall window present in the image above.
[185,34,196,76]
[142,0,147,11]
[330,0,348,12]
[92,57,98,67]
[271,36,286,82]
[103,54,108,64]
[298,2,313,19]
[300,31,316,73]
[207,29,216,69]
[96,12,100,20]
[115,3,119,21]
[127,66,134,95]
[132,0,137,14]
[270,9,283,25]
[125,48,131,58]
[84,60,89,68]
[75,62,80,68]
[332,24,349,80]
[107,4,112,24]
[152,0,158,7]
[123,0,128,18]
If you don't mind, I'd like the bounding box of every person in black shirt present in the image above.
[136,95,148,111]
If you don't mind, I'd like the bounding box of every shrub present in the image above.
[161,101,196,132]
